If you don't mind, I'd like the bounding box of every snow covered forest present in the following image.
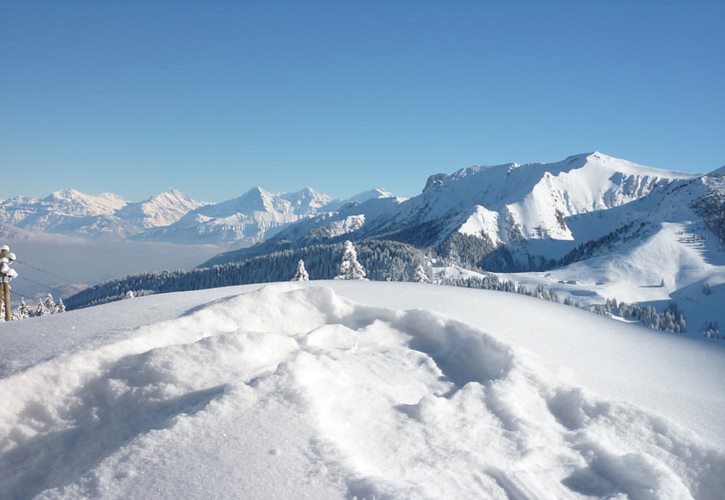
[65,240,428,309]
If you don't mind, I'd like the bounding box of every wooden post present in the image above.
[0,246,10,321]
[3,282,9,321]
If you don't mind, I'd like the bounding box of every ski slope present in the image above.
[1,282,723,499]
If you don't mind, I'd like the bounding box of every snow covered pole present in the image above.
[0,245,18,321]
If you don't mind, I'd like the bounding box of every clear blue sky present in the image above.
[1,1,723,201]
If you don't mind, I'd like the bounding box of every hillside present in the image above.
[1,282,723,498]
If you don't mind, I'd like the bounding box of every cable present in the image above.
[15,260,76,284]
[16,275,58,293]
[8,286,36,300]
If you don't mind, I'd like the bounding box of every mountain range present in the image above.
[0,186,391,246]
[209,152,722,269]
[4,152,722,271]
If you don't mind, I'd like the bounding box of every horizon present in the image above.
[2,1,724,201]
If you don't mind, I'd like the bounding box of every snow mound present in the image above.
[1,285,723,498]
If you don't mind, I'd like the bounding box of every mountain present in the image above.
[207,152,698,268]
[0,186,338,245]
[3,283,724,497]
[0,189,129,237]
[114,189,208,229]
[136,187,336,246]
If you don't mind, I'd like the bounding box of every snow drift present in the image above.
[1,283,724,499]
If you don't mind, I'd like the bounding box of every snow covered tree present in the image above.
[292,259,310,281]
[35,300,49,317]
[44,294,56,312]
[34,294,54,317]
[124,290,135,299]
[702,283,712,295]
[334,240,367,280]
[55,298,66,314]
[414,264,430,283]
[12,298,30,320]
[704,321,720,338]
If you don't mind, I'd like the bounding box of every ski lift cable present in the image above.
[15,260,75,284]
[16,275,58,293]
[7,285,34,299]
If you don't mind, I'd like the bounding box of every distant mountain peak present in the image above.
[708,165,725,176]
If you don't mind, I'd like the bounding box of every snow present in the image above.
[1,282,723,499]
[458,205,502,244]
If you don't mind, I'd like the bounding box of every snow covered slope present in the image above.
[498,170,725,338]
[1,282,723,499]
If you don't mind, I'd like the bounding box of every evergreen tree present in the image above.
[14,298,30,320]
[55,298,66,314]
[334,241,367,280]
[292,259,310,281]
[43,294,56,314]
[35,299,50,317]
[414,264,430,283]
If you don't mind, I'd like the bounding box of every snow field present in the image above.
[1,284,724,498]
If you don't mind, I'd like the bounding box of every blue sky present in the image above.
[1,1,723,201]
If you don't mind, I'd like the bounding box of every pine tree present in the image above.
[292,259,310,281]
[43,294,56,314]
[55,298,66,314]
[334,240,367,280]
[35,299,49,317]
[13,298,30,320]
[414,264,430,283]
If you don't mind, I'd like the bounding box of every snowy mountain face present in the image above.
[368,152,694,248]
[114,189,208,229]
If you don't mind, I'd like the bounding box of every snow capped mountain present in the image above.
[44,188,127,215]
[0,189,129,237]
[340,188,397,205]
[227,152,699,269]
[368,151,695,247]
[137,187,337,246]
[0,186,337,244]
[115,189,207,229]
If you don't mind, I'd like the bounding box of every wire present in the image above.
[8,286,36,300]
[16,275,58,293]
[15,260,76,284]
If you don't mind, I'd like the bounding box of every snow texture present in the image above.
[1,282,723,499]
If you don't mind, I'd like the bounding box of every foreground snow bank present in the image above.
[1,284,724,499]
